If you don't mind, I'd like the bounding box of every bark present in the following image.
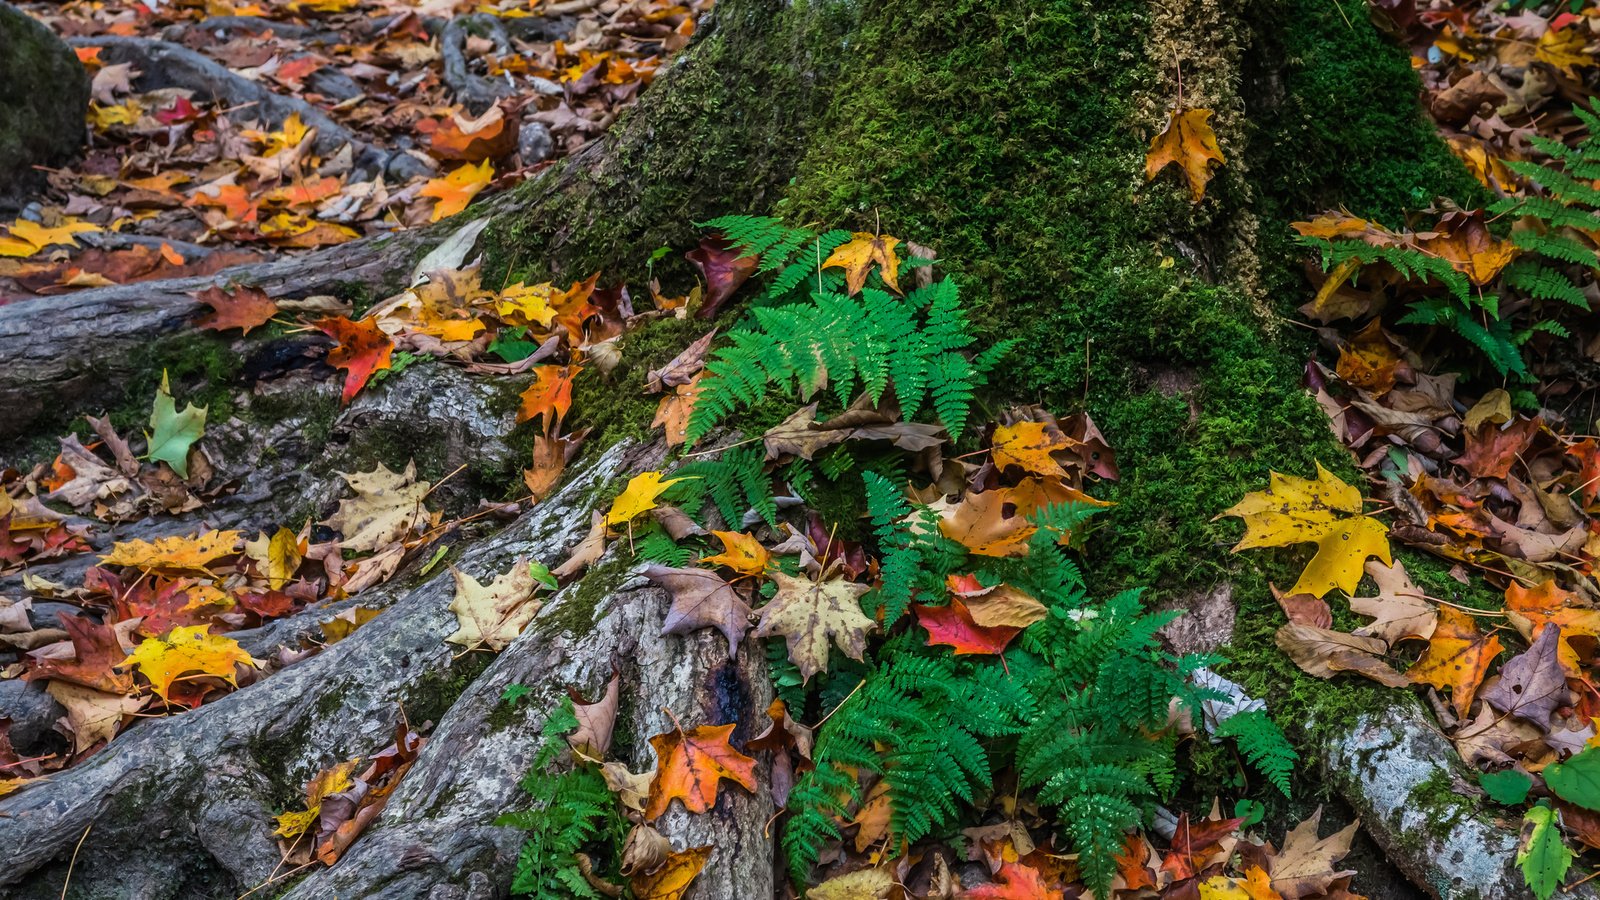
[0,0,1539,897]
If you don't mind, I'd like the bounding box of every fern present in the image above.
[668,445,778,528]
[632,524,693,567]
[1213,708,1298,798]
[496,698,626,898]
[687,281,998,443]
[861,471,962,625]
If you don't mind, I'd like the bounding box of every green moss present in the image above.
[405,653,495,726]
[537,556,630,638]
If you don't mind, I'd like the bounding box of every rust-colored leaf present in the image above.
[644,722,758,820]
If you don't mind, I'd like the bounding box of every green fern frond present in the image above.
[1214,709,1298,797]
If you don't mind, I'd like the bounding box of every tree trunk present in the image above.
[0,0,1542,897]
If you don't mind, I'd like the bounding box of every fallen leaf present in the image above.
[1274,623,1409,687]
[1408,607,1503,719]
[47,681,143,754]
[1268,808,1358,900]
[422,160,494,221]
[647,329,717,393]
[193,284,278,335]
[959,860,1063,899]
[1505,580,1600,673]
[653,375,705,448]
[568,673,620,761]
[751,571,874,681]
[938,488,1037,557]
[685,235,758,319]
[317,316,395,404]
[606,471,684,528]
[811,867,895,900]
[1456,416,1541,480]
[642,564,751,658]
[1221,463,1391,598]
[244,526,304,591]
[101,530,241,572]
[915,598,1023,655]
[645,722,757,820]
[699,530,771,577]
[121,625,257,702]
[630,844,712,900]
[274,758,360,838]
[1481,625,1569,726]
[446,561,543,652]
[319,462,431,553]
[517,365,581,432]
[1161,813,1244,881]
[1145,108,1226,201]
[1348,559,1437,646]
[27,614,138,694]
[145,372,206,479]
[823,232,902,294]
[990,421,1073,478]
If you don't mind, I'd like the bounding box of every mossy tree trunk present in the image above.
[0,0,1533,896]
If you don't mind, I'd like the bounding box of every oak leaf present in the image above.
[121,625,257,702]
[642,564,751,658]
[630,844,712,900]
[915,598,1023,655]
[699,530,771,576]
[1145,108,1225,202]
[101,529,241,572]
[1221,463,1391,598]
[645,722,757,820]
[751,572,874,681]
[316,315,394,405]
[823,232,901,294]
[446,560,543,651]
[319,462,431,553]
[1407,607,1503,720]
[606,471,684,527]
[194,284,278,335]
[422,159,494,221]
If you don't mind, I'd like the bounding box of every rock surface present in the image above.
[0,3,88,203]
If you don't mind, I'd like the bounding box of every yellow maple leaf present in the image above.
[700,530,771,576]
[1145,108,1226,202]
[0,217,103,258]
[1220,462,1391,598]
[273,758,361,837]
[497,281,559,328]
[422,160,494,222]
[121,625,258,702]
[101,530,242,573]
[990,421,1074,478]
[446,560,543,651]
[606,471,685,527]
[261,112,310,156]
[244,526,304,591]
[822,232,901,294]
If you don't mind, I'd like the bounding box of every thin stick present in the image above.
[60,823,92,900]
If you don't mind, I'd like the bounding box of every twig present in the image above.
[60,823,92,900]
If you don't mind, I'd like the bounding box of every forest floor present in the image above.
[10,1,1600,899]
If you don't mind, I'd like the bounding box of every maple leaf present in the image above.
[959,861,1063,899]
[822,232,902,295]
[1414,209,1518,286]
[1161,814,1244,881]
[1480,625,1569,727]
[517,365,581,432]
[1505,580,1600,673]
[0,217,101,257]
[938,488,1037,557]
[497,281,559,327]
[915,598,1024,655]
[606,471,684,527]
[1348,559,1437,646]
[700,530,771,576]
[990,421,1074,478]
[629,844,712,900]
[568,673,621,761]
[121,625,258,702]
[645,721,758,820]
[446,560,543,651]
[422,160,494,221]
[274,758,360,838]
[523,432,579,501]
[1221,463,1391,598]
[646,329,717,393]
[46,681,144,754]
[1145,108,1226,202]
[1407,607,1503,720]
[751,572,874,681]
[319,462,432,553]
[1335,318,1402,396]
[101,529,241,572]
[652,374,705,448]
[145,371,207,479]
[642,564,752,658]
[1456,416,1541,480]
[316,315,395,405]
[193,284,278,335]
[1267,807,1358,900]
[810,868,895,900]
[25,613,138,694]
[428,105,516,162]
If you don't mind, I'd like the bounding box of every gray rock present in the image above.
[519,120,553,166]
[0,3,89,202]
[0,677,64,755]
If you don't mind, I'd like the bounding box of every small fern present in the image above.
[669,445,778,528]
[1213,708,1298,798]
[496,698,626,898]
[632,524,694,567]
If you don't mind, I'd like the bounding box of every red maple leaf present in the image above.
[316,315,394,405]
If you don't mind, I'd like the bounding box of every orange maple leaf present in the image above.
[914,598,1023,655]
[645,722,758,821]
[1144,108,1226,202]
[938,488,1036,557]
[1505,580,1600,673]
[422,160,494,222]
[517,365,581,432]
[317,316,395,405]
[1407,607,1503,719]
[991,421,1074,478]
[193,285,278,335]
[699,530,771,576]
[960,860,1064,899]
